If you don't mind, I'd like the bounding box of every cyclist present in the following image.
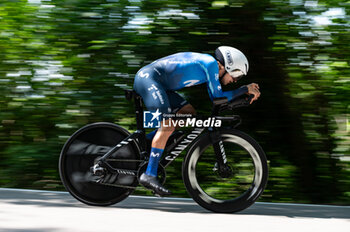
[133,46,260,196]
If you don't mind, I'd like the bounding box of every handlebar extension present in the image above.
[212,94,254,114]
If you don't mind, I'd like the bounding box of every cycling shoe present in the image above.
[139,173,171,197]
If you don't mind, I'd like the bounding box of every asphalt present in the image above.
[0,188,349,232]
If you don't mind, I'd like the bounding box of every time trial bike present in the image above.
[59,90,268,213]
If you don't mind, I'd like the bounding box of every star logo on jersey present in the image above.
[217,85,222,91]
[143,109,162,128]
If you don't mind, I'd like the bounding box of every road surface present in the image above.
[0,188,349,232]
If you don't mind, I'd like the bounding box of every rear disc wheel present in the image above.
[59,122,140,206]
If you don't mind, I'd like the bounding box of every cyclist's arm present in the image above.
[221,86,248,101]
[203,60,248,102]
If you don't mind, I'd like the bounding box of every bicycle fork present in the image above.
[209,128,232,178]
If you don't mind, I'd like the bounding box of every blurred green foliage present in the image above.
[0,0,349,204]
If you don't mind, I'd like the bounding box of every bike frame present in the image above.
[96,90,241,177]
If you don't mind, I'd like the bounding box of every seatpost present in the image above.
[134,92,147,154]
[134,93,145,132]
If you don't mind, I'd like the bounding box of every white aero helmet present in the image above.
[214,46,249,76]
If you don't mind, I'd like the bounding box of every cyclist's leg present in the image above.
[142,91,196,141]
[151,91,196,148]
[134,71,174,150]
[150,90,191,147]
[134,69,173,195]
[142,88,173,176]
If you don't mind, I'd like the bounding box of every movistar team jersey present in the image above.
[137,52,247,102]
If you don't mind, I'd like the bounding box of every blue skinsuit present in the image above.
[133,52,247,114]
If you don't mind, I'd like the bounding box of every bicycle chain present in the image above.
[93,159,145,189]
[97,182,137,189]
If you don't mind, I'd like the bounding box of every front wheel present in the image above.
[182,129,268,213]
